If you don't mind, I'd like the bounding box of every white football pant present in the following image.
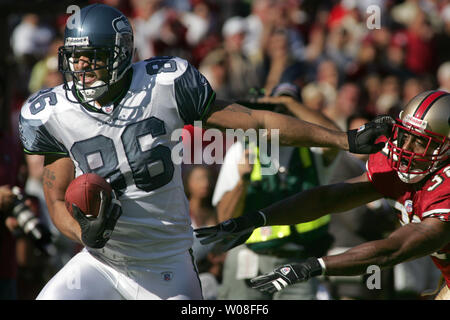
[36,249,202,300]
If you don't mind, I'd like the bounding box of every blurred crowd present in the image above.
[1,0,450,300]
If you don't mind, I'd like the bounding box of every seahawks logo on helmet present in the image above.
[112,16,132,34]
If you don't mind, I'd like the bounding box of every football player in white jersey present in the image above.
[18,4,391,300]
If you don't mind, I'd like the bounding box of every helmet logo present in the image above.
[112,16,132,34]
[65,36,89,46]
[404,114,427,131]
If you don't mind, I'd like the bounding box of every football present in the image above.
[65,173,112,218]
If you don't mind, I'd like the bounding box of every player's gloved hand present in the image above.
[250,258,323,294]
[194,211,266,252]
[72,190,122,249]
[347,115,395,154]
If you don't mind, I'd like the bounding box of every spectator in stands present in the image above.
[314,59,340,107]
[242,0,277,63]
[28,36,63,93]
[198,48,231,99]
[0,114,46,299]
[324,82,361,131]
[301,83,326,112]
[0,184,19,300]
[184,165,222,300]
[130,0,166,60]
[10,14,55,96]
[10,14,54,62]
[360,73,381,116]
[184,165,217,229]
[375,75,401,115]
[188,0,222,66]
[402,77,426,106]
[221,16,262,99]
[437,62,450,93]
[435,4,450,66]
[403,9,436,75]
[0,99,27,299]
[304,25,326,64]
[262,27,299,94]
[325,24,359,77]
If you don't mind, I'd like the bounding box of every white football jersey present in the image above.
[19,56,216,261]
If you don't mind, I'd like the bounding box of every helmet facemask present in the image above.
[387,118,449,183]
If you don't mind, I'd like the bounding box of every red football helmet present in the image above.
[387,90,450,183]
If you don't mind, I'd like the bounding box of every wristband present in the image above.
[347,129,358,153]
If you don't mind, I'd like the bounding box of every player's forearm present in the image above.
[322,220,447,276]
[205,101,348,150]
[259,110,348,150]
[49,200,83,244]
[216,179,249,222]
[42,157,81,244]
[262,181,381,226]
[322,239,402,276]
[277,98,341,164]
[282,97,340,132]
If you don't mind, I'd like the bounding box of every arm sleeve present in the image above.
[174,62,216,125]
[421,185,450,222]
[19,114,69,155]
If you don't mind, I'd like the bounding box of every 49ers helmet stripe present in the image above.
[414,91,449,119]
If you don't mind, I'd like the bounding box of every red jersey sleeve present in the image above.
[366,149,411,200]
[422,198,450,222]
[421,165,450,222]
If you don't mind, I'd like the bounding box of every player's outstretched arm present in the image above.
[256,95,340,132]
[42,155,82,244]
[195,173,383,251]
[322,216,450,276]
[250,218,450,293]
[203,99,393,154]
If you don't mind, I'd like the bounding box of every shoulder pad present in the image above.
[19,87,69,155]
[134,56,189,86]
[20,88,59,124]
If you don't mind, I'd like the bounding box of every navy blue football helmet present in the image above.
[58,3,133,105]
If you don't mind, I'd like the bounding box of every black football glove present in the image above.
[347,115,395,154]
[250,258,323,294]
[194,211,266,252]
[72,190,122,249]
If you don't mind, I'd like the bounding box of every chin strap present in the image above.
[74,68,132,112]
[397,170,428,184]
[75,80,109,108]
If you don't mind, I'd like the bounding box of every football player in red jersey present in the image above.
[196,90,450,299]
